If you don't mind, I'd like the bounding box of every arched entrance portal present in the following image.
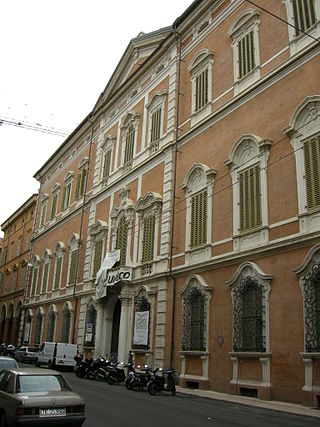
[110,299,121,362]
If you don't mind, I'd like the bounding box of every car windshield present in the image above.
[0,360,17,369]
[16,375,72,393]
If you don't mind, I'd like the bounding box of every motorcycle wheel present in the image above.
[131,380,141,392]
[95,370,106,382]
[106,375,116,385]
[171,385,176,396]
[75,368,85,378]
[125,378,132,390]
[147,382,157,395]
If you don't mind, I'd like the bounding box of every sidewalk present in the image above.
[176,386,320,419]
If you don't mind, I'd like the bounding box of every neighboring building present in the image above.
[21,0,320,407]
[0,195,37,346]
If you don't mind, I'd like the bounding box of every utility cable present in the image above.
[0,116,68,137]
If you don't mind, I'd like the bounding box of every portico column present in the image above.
[94,302,105,358]
[117,292,132,363]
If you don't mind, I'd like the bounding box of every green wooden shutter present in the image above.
[190,190,207,248]
[50,194,58,219]
[195,69,208,112]
[151,108,161,144]
[293,0,316,35]
[142,215,155,263]
[238,31,255,79]
[116,217,128,267]
[68,250,78,285]
[31,267,38,295]
[41,263,49,293]
[93,240,103,277]
[239,164,262,232]
[304,134,320,210]
[103,150,111,179]
[54,257,62,290]
[76,173,81,200]
[124,125,135,165]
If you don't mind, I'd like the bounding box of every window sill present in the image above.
[229,352,271,358]
[180,351,209,357]
[233,66,260,95]
[190,103,211,127]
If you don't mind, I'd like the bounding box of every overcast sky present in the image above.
[0,0,192,236]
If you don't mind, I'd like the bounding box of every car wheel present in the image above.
[0,411,7,427]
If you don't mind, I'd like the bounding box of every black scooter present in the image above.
[127,365,153,391]
[147,368,177,396]
[105,362,127,385]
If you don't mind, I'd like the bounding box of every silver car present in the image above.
[0,368,85,426]
[14,347,38,364]
[0,357,19,371]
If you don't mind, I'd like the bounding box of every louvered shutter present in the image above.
[293,0,316,35]
[239,164,262,232]
[54,257,62,290]
[68,250,78,285]
[190,190,207,248]
[116,218,128,267]
[93,240,103,276]
[304,134,320,210]
[142,215,155,263]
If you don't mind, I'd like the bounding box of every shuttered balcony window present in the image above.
[190,190,207,249]
[238,31,255,79]
[304,133,320,211]
[142,215,155,264]
[116,217,128,267]
[239,164,262,233]
[293,0,316,36]
[124,125,135,168]
[93,239,103,277]
[195,69,208,112]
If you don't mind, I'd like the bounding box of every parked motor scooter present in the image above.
[127,365,153,391]
[147,368,177,395]
[105,362,127,385]
[94,358,113,381]
[5,344,16,358]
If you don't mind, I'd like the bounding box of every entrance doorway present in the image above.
[110,299,121,361]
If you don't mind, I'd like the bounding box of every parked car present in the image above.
[0,356,18,371]
[36,342,77,370]
[14,346,38,363]
[0,368,85,426]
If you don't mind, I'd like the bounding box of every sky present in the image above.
[0,0,193,236]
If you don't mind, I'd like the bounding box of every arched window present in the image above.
[47,306,56,342]
[24,310,32,344]
[61,304,71,343]
[34,309,43,345]
[133,290,151,349]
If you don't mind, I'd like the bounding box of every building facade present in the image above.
[21,0,320,406]
[0,195,37,346]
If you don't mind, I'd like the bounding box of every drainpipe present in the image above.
[71,116,95,345]
[169,32,182,370]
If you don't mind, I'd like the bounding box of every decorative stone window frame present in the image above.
[135,192,162,269]
[76,157,89,202]
[293,243,320,392]
[49,183,61,223]
[145,92,167,153]
[132,286,154,351]
[179,274,213,384]
[228,9,261,95]
[53,242,65,291]
[188,49,214,126]
[181,163,216,266]
[61,171,74,213]
[100,135,115,184]
[30,255,40,296]
[19,259,27,289]
[225,134,271,252]
[226,261,272,388]
[67,233,80,287]
[40,249,52,294]
[282,0,320,56]
[89,220,108,279]
[110,187,135,266]
[120,112,140,172]
[284,96,320,233]
[39,193,49,229]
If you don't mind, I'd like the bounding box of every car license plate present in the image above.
[40,408,66,417]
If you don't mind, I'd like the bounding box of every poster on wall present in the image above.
[133,311,149,346]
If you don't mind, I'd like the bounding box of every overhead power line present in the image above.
[0,116,69,137]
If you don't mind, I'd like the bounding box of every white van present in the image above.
[36,342,77,370]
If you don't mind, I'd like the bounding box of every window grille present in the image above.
[239,164,261,232]
[195,69,208,112]
[150,108,161,146]
[116,217,128,267]
[68,250,78,286]
[53,257,62,290]
[124,124,135,167]
[47,308,56,342]
[61,306,71,343]
[182,286,205,351]
[238,31,255,79]
[93,240,103,277]
[232,277,265,352]
[304,133,320,211]
[190,190,207,248]
[293,0,316,36]
[301,261,320,352]
[142,215,155,264]
[102,150,112,179]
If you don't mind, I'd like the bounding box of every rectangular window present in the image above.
[142,216,155,263]
[17,237,22,256]
[50,193,58,219]
[195,69,208,112]
[293,0,316,36]
[93,240,103,277]
[4,274,9,293]
[12,270,17,291]
[9,242,14,261]
[190,190,207,249]
[150,108,161,144]
[116,218,128,267]
[238,31,255,79]
[0,248,6,266]
[76,168,87,200]
[31,266,39,296]
[102,150,112,179]
[25,232,31,251]
[41,263,49,293]
[20,265,26,289]
[62,182,71,210]
[68,250,78,286]
[53,257,62,290]
[40,204,47,227]
[239,164,262,232]
[124,125,135,167]
[0,272,3,292]
[304,133,320,211]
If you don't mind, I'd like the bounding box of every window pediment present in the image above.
[78,157,89,169]
[294,244,320,276]
[181,163,216,195]
[226,261,273,288]
[102,135,116,150]
[121,111,140,129]
[64,171,74,182]
[89,220,108,236]
[284,96,320,138]
[146,92,167,111]
[52,183,61,193]
[188,49,214,74]
[180,274,213,296]
[228,9,259,37]
[225,135,271,170]
[135,192,162,213]
[54,241,66,255]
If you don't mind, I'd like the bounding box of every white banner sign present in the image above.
[133,311,149,346]
[106,267,132,287]
[95,250,120,299]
